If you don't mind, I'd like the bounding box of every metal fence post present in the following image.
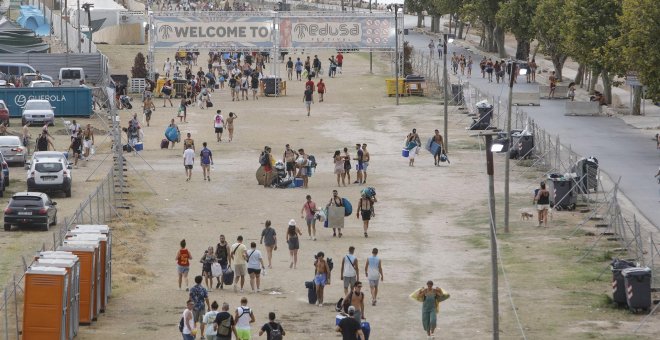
[13,276,18,339]
[3,288,8,340]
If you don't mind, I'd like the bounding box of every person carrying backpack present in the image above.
[214,302,238,340]
[35,130,54,152]
[258,312,285,339]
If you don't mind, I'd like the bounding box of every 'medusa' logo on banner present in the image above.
[293,23,361,43]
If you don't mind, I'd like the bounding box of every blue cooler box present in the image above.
[335,314,346,326]
[401,148,409,157]
[361,321,370,340]
[134,142,144,151]
[294,178,304,187]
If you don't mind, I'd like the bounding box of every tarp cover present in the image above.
[0,15,49,53]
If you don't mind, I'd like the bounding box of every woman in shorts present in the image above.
[176,239,192,291]
[534,182,550,227]
[286,220,302,269]
[226,112,237,142]
[200,246,216,291]
[161,80,173,107]
[333,150,345,186]
[342,147,352,185]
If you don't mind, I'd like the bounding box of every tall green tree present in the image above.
[562,0,622,102]
[533,0,568,79]
[496,0,537,60]
[608,0,660,111]
[461,0,504,56]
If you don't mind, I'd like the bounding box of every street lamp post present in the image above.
[484,133,500,340]
[389,4,402,105]
[443,34,453,152]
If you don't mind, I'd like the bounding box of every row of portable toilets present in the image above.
[23,225,112,340]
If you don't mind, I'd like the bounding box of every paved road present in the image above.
[402,15,660,229]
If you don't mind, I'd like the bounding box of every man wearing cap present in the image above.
[336,306,365,340]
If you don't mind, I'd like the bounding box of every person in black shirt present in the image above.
[68,130,83,168]
[303,86,314,116]
[214,302,238,340]
[533,181,550,227]
[336,306,364,340]
[286,57,294,80]
[258,312,285,338]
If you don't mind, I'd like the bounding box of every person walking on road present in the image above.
[286,219,303,269]
[342,147,352,185]
[341,246,359,295]
[334,150,346,187]
[246,242,265,293]
[214,111,225,142]
[214,302,238,340]
[203,301,220,340]
[336,306,364,340]
[258,312,286,339]
[301,195,318,240]
[428,39,435,59]
[317,78,326,102]
[328,190,344,238]
[234,297,255,340]
[357,192,377,238]
[260,220,277,269]
[365,248,383,306]
[200,246,216,291]
[417,281,443,339]
[314,251,331,307]
[343,281,366,322]
[432,129,446,166]
[176,239,193,291]
[534,182,551,227]
[183,145,195,181]
[182,300,196,340]
[200,142,213,181]
[190,275,211,336]
[215,235,231,289]
[303,85,314,116]
[549,71,558,99]
[362,144,370,184]
[226,112,238,142]
[231,236,249,293]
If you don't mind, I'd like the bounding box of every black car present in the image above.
[4,192,57,231]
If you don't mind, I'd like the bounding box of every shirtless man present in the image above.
[82,124,94,160]
[361,144,370,184]
[432,129,445,166]
[344,281,365,322]
[314,251,331,307]
[283,144,298,178]
[22,123,30,155]
[357,193,377,238]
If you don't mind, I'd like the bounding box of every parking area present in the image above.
[0,113,113,284]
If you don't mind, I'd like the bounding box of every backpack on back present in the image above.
[259,152,269,166]
[217,315,231,336]
[178,316,184,333]
[267,322,283,340]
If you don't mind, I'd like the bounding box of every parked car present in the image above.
[21,99,55,126]
[28,80,54,87]
[0,63,53,83]
[0,80,15,88]
[59,67,86,87]
[0,152,9,188]
[20,72,54,84]
[0,99,9,125]
[0,136,26,166]
[26,153,72,197]
[3,192,58,231]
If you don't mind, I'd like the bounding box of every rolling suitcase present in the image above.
[160,139,169,149]
[305,281,317,304]
[222,268,234,286]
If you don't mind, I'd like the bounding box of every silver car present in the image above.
[0,136,26,166]
[21,99,55,126]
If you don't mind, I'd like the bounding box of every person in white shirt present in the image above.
[183,145,195,181]
[182,300,196,340]
[213,110,224,142]
[164,58,172,78]
[202,301,219,340]
[69,119,80,141]
[365,247,384,306]
[341,246,359,295]
[246,242,265,293]
[234,297,255,340]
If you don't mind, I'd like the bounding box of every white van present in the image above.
[59,67,86,87]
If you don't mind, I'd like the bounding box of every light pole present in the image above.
[443,34,453,152]
[482,132,500,340]
[388,4,402,105]
[504,61,527,233]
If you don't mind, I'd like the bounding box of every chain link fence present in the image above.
[410,50,659,292]
[0,168,119,339]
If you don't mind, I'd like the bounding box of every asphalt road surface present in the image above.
[402,15,660,229]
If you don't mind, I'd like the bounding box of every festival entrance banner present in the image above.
[152,15,274,49]
[279,16,396,50]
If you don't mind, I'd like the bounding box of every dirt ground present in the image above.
[68,45,660,340]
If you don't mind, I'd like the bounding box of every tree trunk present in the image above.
[551,54,568,81]
[632,85,642,115]
[601,70,613,105]
[448,14,452,34]
[430,16,436,32]
[493,25,506,56]
[515,38,530,61]
[417,13,424,28]
[530,41,540,61]
[589,69,600,94]
[574,64,585,86]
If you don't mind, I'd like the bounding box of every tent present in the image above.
[16,5,50,36]
[0,15,49,53]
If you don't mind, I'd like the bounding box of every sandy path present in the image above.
[78,50,509,339]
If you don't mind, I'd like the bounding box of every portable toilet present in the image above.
[72,225,112,298]
[23,266,69,340]
[57,244,97,325]
[66,232,109,312]
[62,240,102,321]
[35,258,79,340]
[38,253,80,337]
